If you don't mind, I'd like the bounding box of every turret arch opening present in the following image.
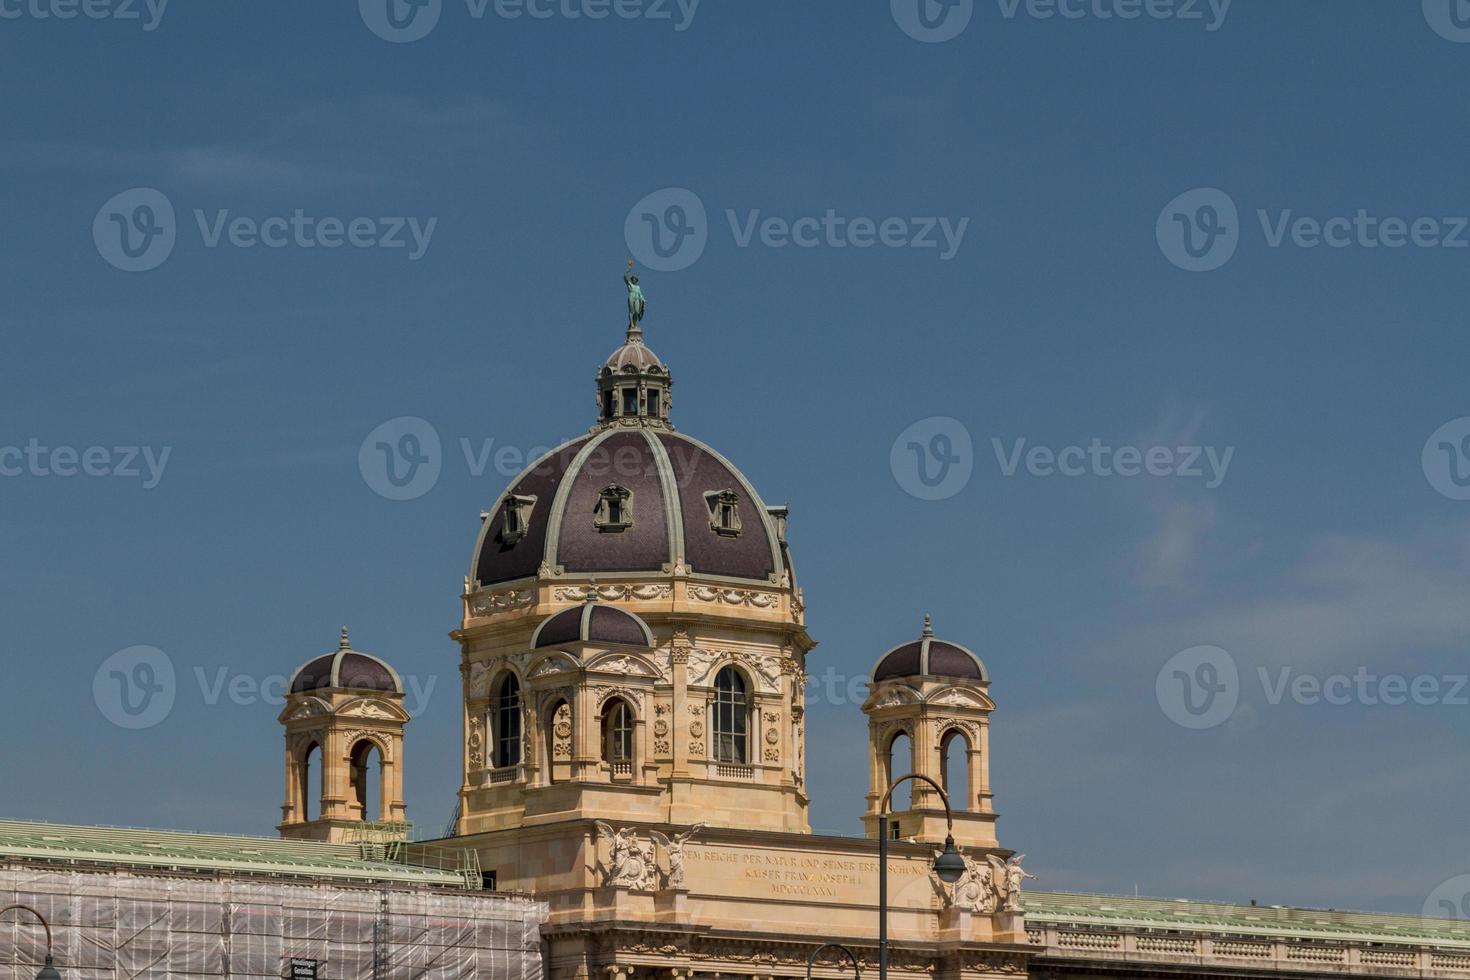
[349,738,386,821]
[940,728,970,810]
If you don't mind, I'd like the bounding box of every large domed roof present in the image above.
[290,629,403,695]
[872,616,987,683]
[471,428,786,588]
[470,278,793,592]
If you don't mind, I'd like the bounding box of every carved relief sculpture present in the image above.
[648,823,703,889]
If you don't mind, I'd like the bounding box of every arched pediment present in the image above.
[585,651,661,679]
[337,697,411,723]
[528,653,580,678]
[279,696,332,724]
[863,683,922,711]
[925,686,994,711]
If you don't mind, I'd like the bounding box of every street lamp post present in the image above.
[0,904,61,979]
[877,774,965,980]
[806,941,861,980]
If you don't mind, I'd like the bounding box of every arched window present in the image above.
[494,674,522,768]
[886,731,913,812]
[300,742,322,821]
[350,739,384,821]
[941,730,970,809]
[602,699,634,771]
[713,666,749,764]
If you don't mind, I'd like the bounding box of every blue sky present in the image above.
[5,0,1470,915]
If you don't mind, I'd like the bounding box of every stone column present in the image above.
[911,711,937,809]
[672,646,690,776]
[975,718,993,812]
[574,682,597,781]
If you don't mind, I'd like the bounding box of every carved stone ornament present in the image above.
[555,583,672,603]
[688,586,779,609]
[930,687,986,709]
[469,588,535,616]
[595,822,657,890]
[343,729,392,762]
[531,656,577,678]
[341,700,397,720]
[932,847,996,914]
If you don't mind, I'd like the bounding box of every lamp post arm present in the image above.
[0,904,53,950]
[806,942,861,980]
[878,772,954,830]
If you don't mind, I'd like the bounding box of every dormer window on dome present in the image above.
[595,484,634,532]
[502,494,537,545]
[706,489,742,537]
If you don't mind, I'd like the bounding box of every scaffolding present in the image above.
[0,864,545,980]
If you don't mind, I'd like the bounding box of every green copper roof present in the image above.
[1027,891,1470,948]
[0,819,467,887]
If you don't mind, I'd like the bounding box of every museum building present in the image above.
[5,292,1470,979]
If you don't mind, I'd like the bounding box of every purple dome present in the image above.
[872,617,987,683]
[470,429,787,589]
[531,599,654,649]
[289,629,402,694]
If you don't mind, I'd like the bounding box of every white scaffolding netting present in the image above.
[0,866,545,980]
